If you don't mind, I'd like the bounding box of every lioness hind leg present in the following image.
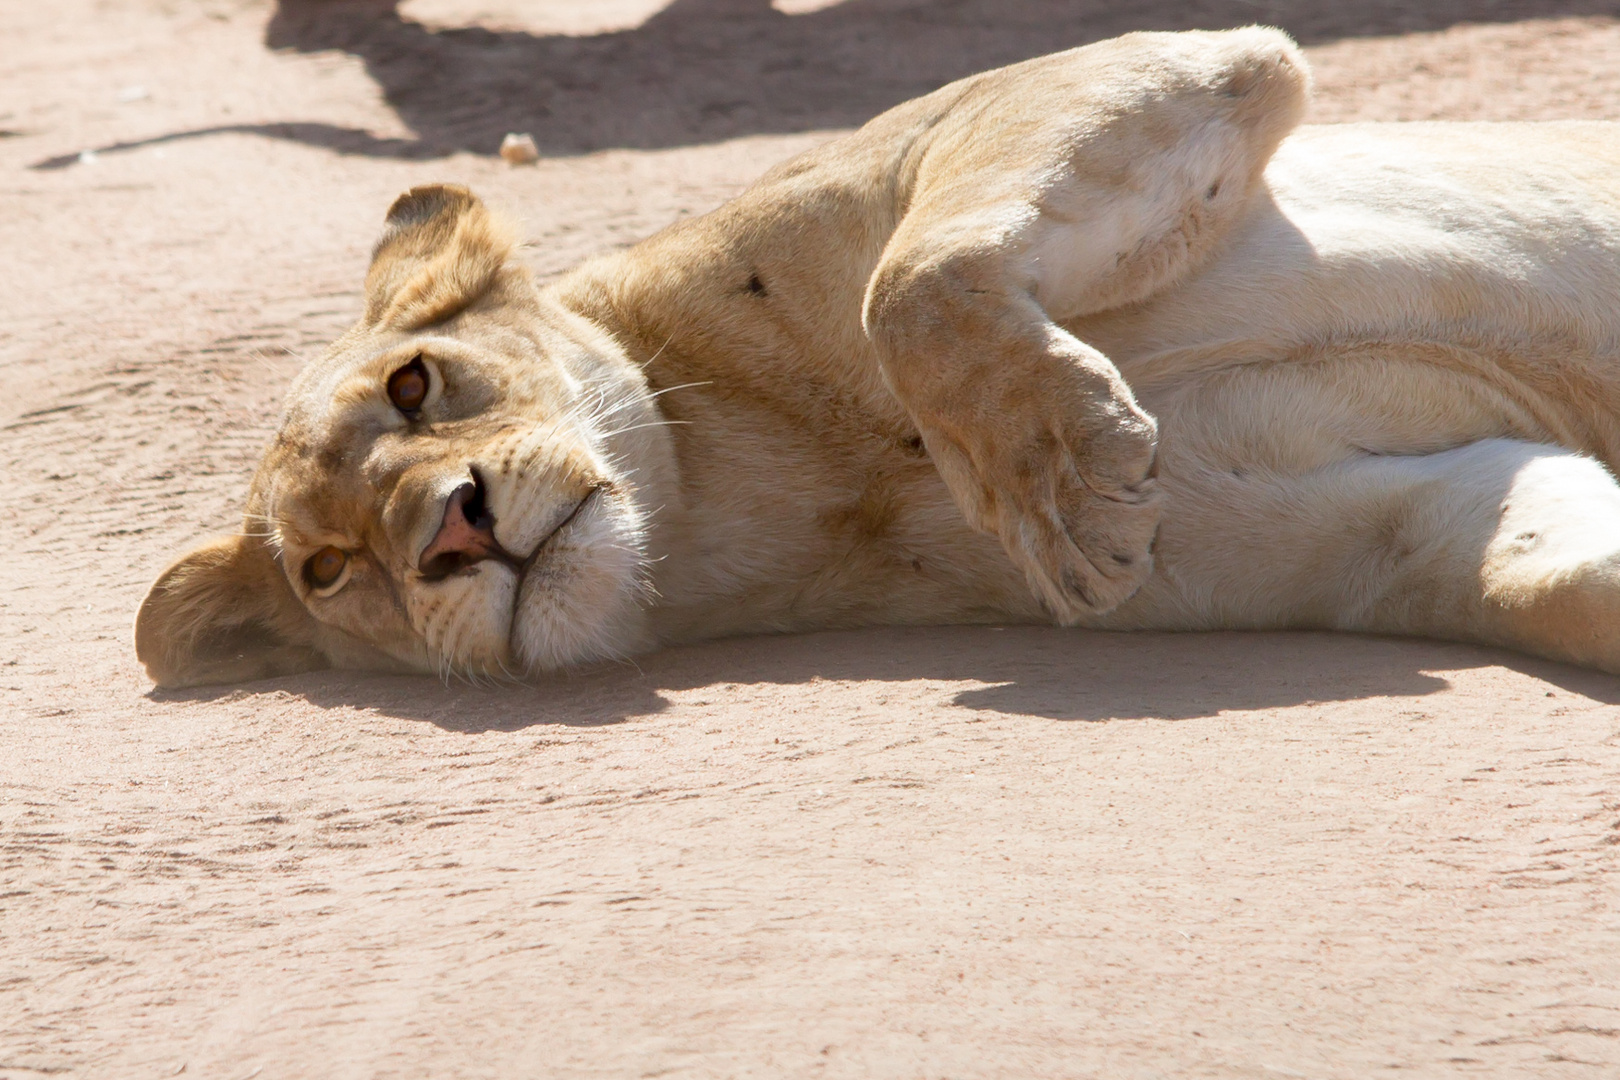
[1138,439,1620,673]
[1474,451,1620,671]
[862,28,1309,622]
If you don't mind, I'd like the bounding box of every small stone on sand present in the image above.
[500,133,540,165]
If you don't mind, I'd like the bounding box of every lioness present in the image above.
[136,27,1620,688]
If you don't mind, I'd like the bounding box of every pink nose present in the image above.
[418,478,502,578]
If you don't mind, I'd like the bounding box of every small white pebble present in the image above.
[117,85,150,103]
[77,149,98,165]
[499,132,539,165]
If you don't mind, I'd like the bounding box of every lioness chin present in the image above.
[137,27,1620,688]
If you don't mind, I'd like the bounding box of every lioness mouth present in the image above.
[419,470,601,583]
[517,484,603,580]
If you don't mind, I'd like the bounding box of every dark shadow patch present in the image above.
[39,0,1620,167]
[147,624,1620,733]
[31,122,441,171]
[148,659,661,732]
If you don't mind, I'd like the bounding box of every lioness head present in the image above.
[136,185,673,688]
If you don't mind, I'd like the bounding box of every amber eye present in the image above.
[386,356,429,414]
[305,546,349,590]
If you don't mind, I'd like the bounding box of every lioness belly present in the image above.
[1077,121,1620,465]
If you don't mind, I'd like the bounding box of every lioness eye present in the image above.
[305,546,349,590]
[386,356,429,414]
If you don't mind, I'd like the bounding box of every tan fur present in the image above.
[136,28,1620,687]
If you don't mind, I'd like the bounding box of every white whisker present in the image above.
[643,379,712,401]
[596,419,692,440]
[644,336,673,368]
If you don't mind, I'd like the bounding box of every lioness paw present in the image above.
[925,389,1161,621]
[868,262,1164,620]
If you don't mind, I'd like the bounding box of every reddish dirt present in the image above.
[5,2,1620,1077]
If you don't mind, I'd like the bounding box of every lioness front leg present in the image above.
[861,28,1308,620]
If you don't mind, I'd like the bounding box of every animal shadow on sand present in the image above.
[35,0,1620,168]
[151,626,1620,733]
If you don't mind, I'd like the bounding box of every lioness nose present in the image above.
[418,475,502,579]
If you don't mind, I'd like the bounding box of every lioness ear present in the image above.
[364,183,517,331]
[135,534,326,689]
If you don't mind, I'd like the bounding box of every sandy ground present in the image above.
[5,2,1620,1077]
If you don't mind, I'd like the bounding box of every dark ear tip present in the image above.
[384,184,481,229]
